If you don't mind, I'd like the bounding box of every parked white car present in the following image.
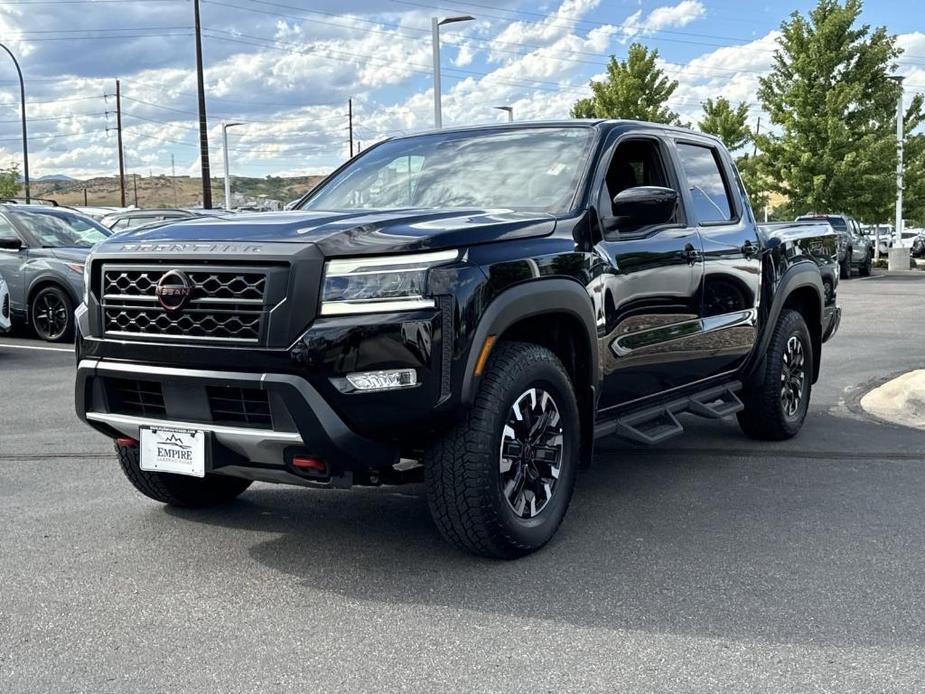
[0,273,10,333]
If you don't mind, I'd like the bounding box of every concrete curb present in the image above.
[860,370,925,432]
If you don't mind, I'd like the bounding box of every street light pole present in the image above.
[0,43,29,203]
[494,105,514,122]
[890,76,905,250]
[193,0,213,209]
[432,15,474,129]
[222,121,244,210]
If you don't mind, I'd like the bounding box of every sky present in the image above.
[0,0,923,180]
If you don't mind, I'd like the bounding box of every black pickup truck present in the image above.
[75,121,841,558]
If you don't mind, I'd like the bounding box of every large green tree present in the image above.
[756,0,924,222]
[0,164,19,198]
[571,43,680,124]
[698,97,752,152]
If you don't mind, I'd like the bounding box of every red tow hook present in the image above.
[115,436,138,447]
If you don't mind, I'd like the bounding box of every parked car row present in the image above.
[796,213,872,278]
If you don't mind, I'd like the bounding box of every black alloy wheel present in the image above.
[499,387,565,519]
[31,286,73,342]
[780,335,806,419]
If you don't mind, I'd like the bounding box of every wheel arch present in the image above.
[461,278,600,467]
[747,262,824,385]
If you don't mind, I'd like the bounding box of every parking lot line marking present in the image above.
[0,342,73,353]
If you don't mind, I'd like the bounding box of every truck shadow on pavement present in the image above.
[163,413,925,649]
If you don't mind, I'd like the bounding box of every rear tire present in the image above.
[116,443,251,507]
[737,309,813,441]
[859,250,872,277]
[424,341,580,559]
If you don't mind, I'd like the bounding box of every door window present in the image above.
[676,143,734,223]
[599,138,674,228]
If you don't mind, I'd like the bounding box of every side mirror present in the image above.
[0,236,22,251]
[604,186,678,231]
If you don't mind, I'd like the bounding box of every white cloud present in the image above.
[622,0,706,43]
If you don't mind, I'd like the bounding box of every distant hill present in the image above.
[20,174,325,208]
[36,174,77,182]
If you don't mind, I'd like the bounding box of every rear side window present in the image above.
[676,143,733,223]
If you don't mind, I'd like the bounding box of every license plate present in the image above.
[140,427,206,478]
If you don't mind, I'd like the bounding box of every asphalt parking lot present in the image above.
[2,273,924,693]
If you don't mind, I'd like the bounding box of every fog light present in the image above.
[346,369,417,391]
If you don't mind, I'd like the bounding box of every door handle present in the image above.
[741,240,757,257]
[682,243,699,265]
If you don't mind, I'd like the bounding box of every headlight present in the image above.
[321,249,459,316]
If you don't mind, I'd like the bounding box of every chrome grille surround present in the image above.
[100,265,276,344]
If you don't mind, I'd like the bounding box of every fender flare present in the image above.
[746,261,824,383]
[460,278,600,405]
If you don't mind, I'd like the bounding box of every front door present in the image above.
[0,211,28,315]
[592,135,706,410]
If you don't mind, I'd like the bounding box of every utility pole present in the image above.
[348,98,354,158]
[132,173,138,207]
[0,43,30,202]
[115,80,126,206]
[83,187,88,206]
[193,0,213,208]
[753,116,761,157]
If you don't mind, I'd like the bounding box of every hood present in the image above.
[50,247,92,262]
[99,208,557,256]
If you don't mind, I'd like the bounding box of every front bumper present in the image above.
[76,359,400,487]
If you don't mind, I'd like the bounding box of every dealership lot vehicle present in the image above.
[100,207,204,231]
[0,205,109,342]
[76,121,840,558]
[797,213,872,277]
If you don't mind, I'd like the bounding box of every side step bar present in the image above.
[595,381,744,446]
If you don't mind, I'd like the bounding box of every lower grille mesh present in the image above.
[206,386,272,428]
[106,378,166,418]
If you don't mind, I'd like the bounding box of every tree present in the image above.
[0,164,19,198]
[698,98,752,152]
[570,43,680,124]
[756,0,925,222]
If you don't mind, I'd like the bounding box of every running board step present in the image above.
[595,381,744,446]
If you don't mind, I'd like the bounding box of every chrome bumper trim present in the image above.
[85,412,302,465]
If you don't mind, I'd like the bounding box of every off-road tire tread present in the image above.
[737,309,812,441]
[116,444,251,507]
[424,341,576,559]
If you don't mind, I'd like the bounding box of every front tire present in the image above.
[424,341,580,559]
[859,250,872,277]
[737,309,812,441]
[839,250,851,279]
[31,285,73,342]
[116,443,252,507]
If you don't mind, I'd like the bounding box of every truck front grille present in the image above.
[100,266,275,345]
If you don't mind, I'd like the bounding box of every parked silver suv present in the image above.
[0,205,110,341]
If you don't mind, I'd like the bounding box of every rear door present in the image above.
[592,133,706,409]
[673,138,761,378]
[0,211,29,313]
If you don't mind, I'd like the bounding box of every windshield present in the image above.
[12,209,110,248]
[301,127,595,214]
